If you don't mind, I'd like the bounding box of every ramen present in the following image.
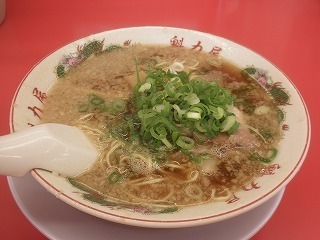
[40,44,282,208]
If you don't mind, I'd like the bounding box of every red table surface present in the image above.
[0,0,319,239]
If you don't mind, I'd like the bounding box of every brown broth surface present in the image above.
[41,45,281,207]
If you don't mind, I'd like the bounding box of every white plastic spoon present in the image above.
[0,123,99,177]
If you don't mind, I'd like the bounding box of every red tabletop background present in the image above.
[0,0,319,239]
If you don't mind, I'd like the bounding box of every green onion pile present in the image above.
[131,60,240,157]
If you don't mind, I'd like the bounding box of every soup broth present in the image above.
[41,45,281,208]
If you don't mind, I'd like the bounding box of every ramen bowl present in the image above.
[10,26,310,228]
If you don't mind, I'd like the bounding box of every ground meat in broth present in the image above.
[40,44,281,207]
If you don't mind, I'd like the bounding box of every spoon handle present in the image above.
[0,127,51,177]
[0,124,98,177]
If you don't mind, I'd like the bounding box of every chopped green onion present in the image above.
[266,148,278,161]
[150,126,167,140]
[189,106,204,118]
[186,112,201,120]
[153,152,168,166]
[195,121,207,133]
[108,171,122,184]
[90,95,105,106]
[151,91,166,106]
[176,136,195,150]
[112,100,126,113]
[161,138,173,149]
[210,106,224,120]
[220,115,236,132]
[227,121,240,134]
[138,82,152,92]
[110,123,130,142]
[184,93,200,105]
[249,148,278,163]
[153,104,165,112]
[181,149,203,164]
[172,104,186,120]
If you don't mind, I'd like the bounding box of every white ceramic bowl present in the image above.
[10,26,310,228]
